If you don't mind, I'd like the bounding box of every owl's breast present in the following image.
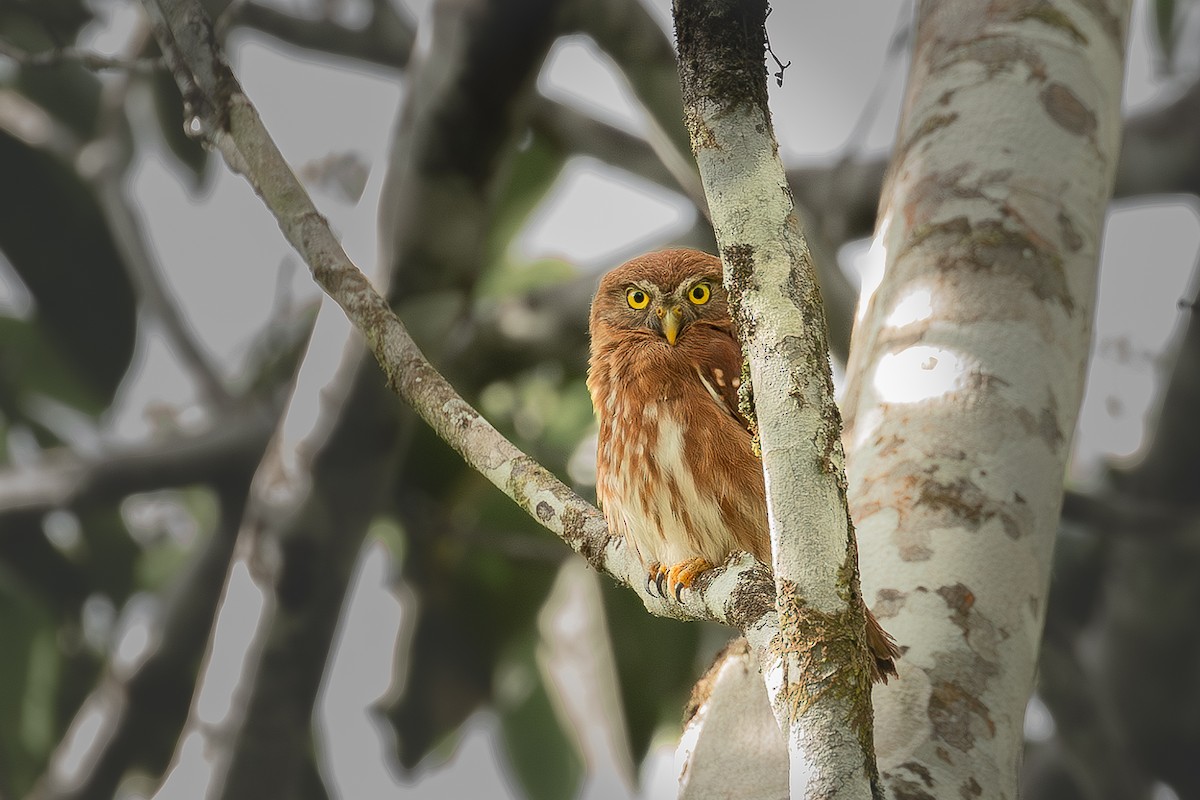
[594,386,764,567]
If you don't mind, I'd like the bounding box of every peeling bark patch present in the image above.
[684,636,750,726]
[897,760,935,788]
[944,36,1048,82]
[1041,82,1096,138]
[895,526,934,562]
[874,588,908,619]
[905,217,1073,313]
[1014,404,1065,450]
[1076,0,1127,49]
[887,777,936,800]
[960,777,983,798]
[1016,4,1088,44]
[567,505,606,567]
[721,243,757,289]
[782,263,818,314]
[1058,210,1083,252]
[937,582,976,627]
[898,113,959,160]
[928,680,996,751]
[916,476,1018,537]
[682,108,718,152]
[720,243,759,340]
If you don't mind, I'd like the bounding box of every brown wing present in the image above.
[690,321,752,436]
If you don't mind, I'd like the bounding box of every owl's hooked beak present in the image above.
[658,305,684,346]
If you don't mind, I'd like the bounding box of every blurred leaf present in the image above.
[484,129,566,267]
[131,488,219,591]
[0,516,91,616]
[602,579,700,764]
[0,575,56,798]
[1151,0,1198,69]
[0,0,92,45]
[387,501,559,770]
[0,316,107,421]
[477,256,577,298]
[0,132,137,414]
[0,4,102,142]
[78,506,139,604]
[150,66,210,185]
[496,628,583,800]
[1154,0,1178,66]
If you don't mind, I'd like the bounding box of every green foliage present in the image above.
[495,629,583,800]
[484,129,567,268]
[602,581,700,762]
[386,491,561,770]
[1152,0,1199,69]
[0,132,137,418]
[0,576,56,798]
[151,66,211,185]
[0,316,108,422]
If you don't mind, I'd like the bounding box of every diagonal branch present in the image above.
[138,0,781,653]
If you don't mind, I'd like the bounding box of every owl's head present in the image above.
[589,249,730,348]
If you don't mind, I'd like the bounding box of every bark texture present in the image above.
[841,2,1131,798]
[674,2,882,798]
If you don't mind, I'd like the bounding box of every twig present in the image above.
[226,0,416,70]
[764,5,791,87]
[0,406,275,520]
[0,38,162,72]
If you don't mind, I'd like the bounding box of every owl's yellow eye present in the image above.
[688,282,711,305]
[627,288,650,309]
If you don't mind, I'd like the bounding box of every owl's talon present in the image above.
[655,569,668,597]
[665,557,714,601]
[646,562,665,598]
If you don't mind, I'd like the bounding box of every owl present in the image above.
[587,248,898,681]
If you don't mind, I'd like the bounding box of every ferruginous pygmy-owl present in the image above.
[587,248,899,681]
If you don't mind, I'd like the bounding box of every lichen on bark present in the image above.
[772,577,882,796]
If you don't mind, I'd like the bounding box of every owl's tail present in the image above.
[865,607,902,683]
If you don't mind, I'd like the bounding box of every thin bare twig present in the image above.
[0,37,162,72]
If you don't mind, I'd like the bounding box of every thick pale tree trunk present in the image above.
[842,2,1130,798]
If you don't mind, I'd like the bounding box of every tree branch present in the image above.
[0,406,274,520]
[673,2,882,797]
[222,0,416,70]
[0,37,162,72]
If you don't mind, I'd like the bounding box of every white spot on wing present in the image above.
[695,367,725,408]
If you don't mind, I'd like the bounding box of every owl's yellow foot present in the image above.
[665,557,713,602]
